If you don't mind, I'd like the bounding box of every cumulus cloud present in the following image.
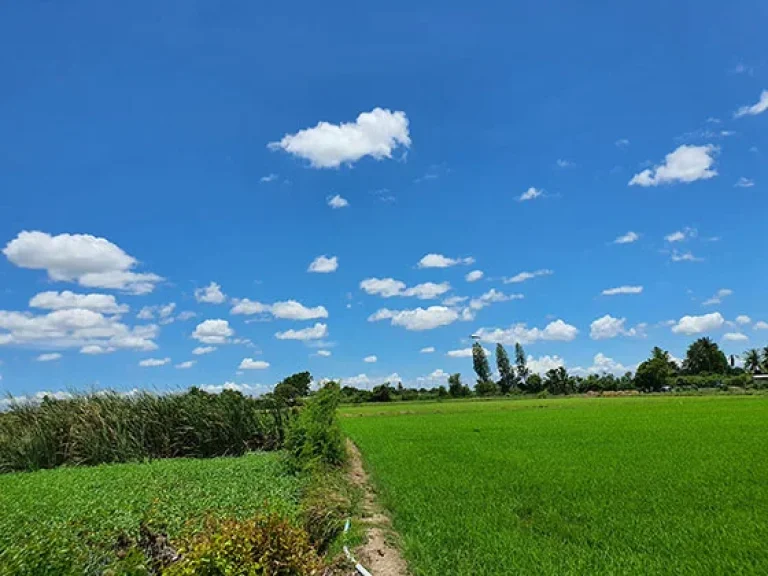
[403,282,451,300]
[327,194,349,209]
[195,282,226,304]
[338,372,402,390]
[417,254,474,269]
[29,291,128,315]
[671,251,703,263]
[613,231,640,244]
[446,347,490,358]
[359,277,451,300]
[629,145,717,186]
[260,173,278,183]
[275,322,328,341]
[80,344,115,355]
[722,332,748,342]
[735,315,751,325]
[572,353,635,377]
[476,319,578,345]
[754,321,768,330]
[601,285,643,296]
[665,227,697,242]
[239,358,270,370]
[702,288,733,306]
[36,352,62,362]
[139,357,170,367]
[316,350,332,357]
[469,289,522,311]
[308,255,338,273]
[192,346,217,355]
[465,270,484,282]
[503,269,553,284]
[368,306,459,331]
[268,108,410,168]
[526,355,566,375]
[192,319,234,344]
[363,355,377,363]
[230,299,328,320]
[518,187,543,201]
[671,312,724,335]
[175,360,196,369]
[420,346,435,353]
[2,231,162,294]
[734,90,768,118]
[590,315,638,340]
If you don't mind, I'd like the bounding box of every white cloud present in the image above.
[590,315,637,340]
[260,173,278,183]
[403,282,451,300]
[416,368,449,385]
[2,231,162,294]
[369,306,460,331]
[195,282,226,304]
[268,107,410,168]
[556,159,575,168]
[465,270,484,282]
[29,291,128,315]
[137,307,154,320]
[735,315,751,325]
[615,138,630,148]
[754,321,768,330]
[275,322,328,341]
[80,344,115,355]
[192,319,234,344]
[671,312,724,335]
[572,353,635,377]
[36,352,62,362]
[613,231,639,244]
[735,177,755,188]
[519,187,543,201]
[722,332,748,342]
[503,269,553,284]
[0,308,158,351]
[734,90,768,118]
[308,255,338,273]
[476,319,578,345]
[446,347,491,358]
[420,346,435,353]
[629,145,717,186]
[359,277,450,300]
[199,382,269,396]
[316,350,332,357]
[192,346,217,355]
[417,254,474,268]
[230,299,270,315]
[527,355,566,375]
[339,372,402,390]
[442,296,467,306]
[177,311,197,321]
[469,289,522,310]
[602,285,643,296]
[327,194,349,209]
[702,288,733,306]
[671,250,703,263]
[139,357,170,367]
[665,227,697,243]
[270,300,329,320]
[175,360,196,369]
[363,355,377,363]
[239,358,270,370]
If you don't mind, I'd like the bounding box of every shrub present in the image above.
[285,384,345,471]
[164,514,323,576]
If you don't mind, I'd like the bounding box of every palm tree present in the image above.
[762,346,768,372]
[744,349,761,374]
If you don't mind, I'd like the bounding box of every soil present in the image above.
[345,439,409,576]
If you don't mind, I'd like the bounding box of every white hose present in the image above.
[343,518,374,576]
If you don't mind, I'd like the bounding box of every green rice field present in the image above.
[0,452,300,575]
[341,395,768,575]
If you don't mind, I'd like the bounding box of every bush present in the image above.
[164,514,323,576]
[285,384,345,471]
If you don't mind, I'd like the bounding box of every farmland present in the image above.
[342,395,768,575]
[0,453,301,575]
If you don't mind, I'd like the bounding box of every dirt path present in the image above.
[345,439,409,576]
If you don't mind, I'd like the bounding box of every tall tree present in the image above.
[448,373,470,398]
[635,347,678,392]
[744,349,761,373]
[515,343,529,387]
[473,342,497,396]
[496,343,515,394]
[544,366,569,395]
[762,346,768,372]
[683,337,729,375]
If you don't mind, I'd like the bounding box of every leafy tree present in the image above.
[475,379,499,396]
[515,343,529,388]
[526,373,543,393]
[544,366,570,395]
[472,342,493,385]
[495,344,515,394]
[762,346,768,372]
[683,338,729,375]
[274,371,312,402]
[448,373,470,398]
[635,347,678,392]
[370,384,393,402]
[744,349,762,373]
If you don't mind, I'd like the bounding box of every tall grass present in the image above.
[0,388,290,473]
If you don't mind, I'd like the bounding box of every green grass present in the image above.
[0,452,300,575]
[342,395,768,575]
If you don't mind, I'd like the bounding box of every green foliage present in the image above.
[285,384,345,471]
[273,371,313,404]
[0,453,301,574]
[683,337,729,375]
[744,349,762,373]
[298,471,355,554]
[0,389,288,473]
[343,396,768,575]
[474,379,499,397]
[448,373,471,398]
[495,344,516,394]
[543,366,570,395]
[472,342,493,387]
[514,343,529,387]
[165,514,323,576]
[369,384,394,402]
[635,347,679,392]
[525,373,543,393]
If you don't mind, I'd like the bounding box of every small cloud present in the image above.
[308,255,339,273]
[629,145,717,187]
[195,282,227,304]
[363,355,377,363]
[754,321,768,330]
[613,231,640,244]
[175,360,196,369]
[518,187,543,201]
[665,227,697,243]
[503,269,553,284]
[139,357,171,367]
[556,159,575,168]
[420,346,435,353]
[259,173,278,183]
[735,177,755,188]
[36,353,62,362]
[602,285,643,296]
[734,90,768,118]
[722,332,748,342]
[327,194,349,209]
[465,270,484,282]
[315,350,332,357]
[735,315,751,325]
[417,253,474,269]
[702,288,733,306]
[615,139,630,148]
[705,117,721,124]
[731,63,754,76]
[671,250,703,263]
[239,358,270,370]
[192,346,217,355]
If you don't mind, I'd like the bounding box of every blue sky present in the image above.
[1,1,766,399]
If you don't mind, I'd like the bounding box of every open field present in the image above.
[0,452,300,575]
[342,395,768,575]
